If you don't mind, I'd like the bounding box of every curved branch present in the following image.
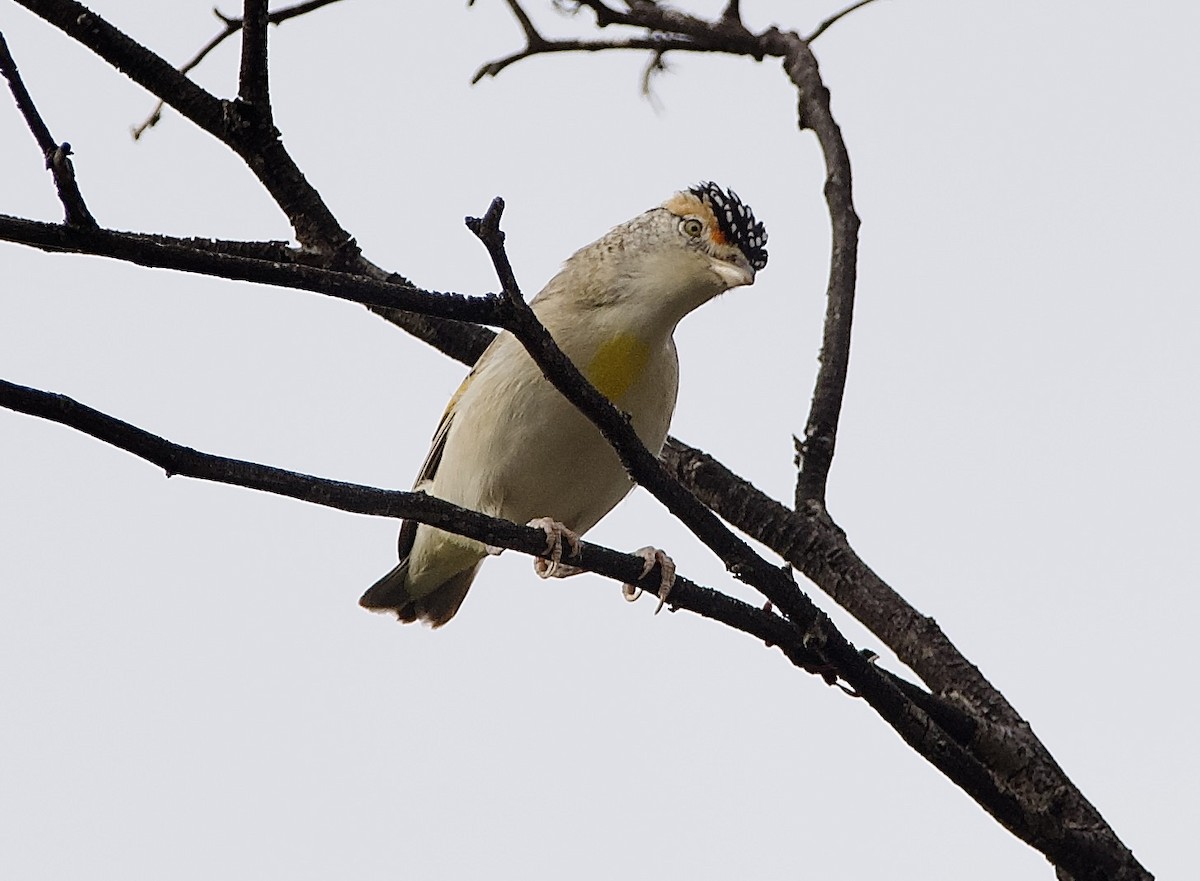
[753,30,860,507]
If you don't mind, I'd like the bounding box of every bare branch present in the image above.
[0,214,506,325]
[0,32,96,227]
[806,0,886,43]
[473,33,698,84]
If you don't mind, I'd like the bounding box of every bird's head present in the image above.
[659,181,769,290]
[546,183,768,328]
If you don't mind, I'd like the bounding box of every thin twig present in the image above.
[639,48,668,100]
[806,0,886,43]
[0,32,96,227]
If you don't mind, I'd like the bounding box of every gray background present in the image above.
[2,2,1195,878]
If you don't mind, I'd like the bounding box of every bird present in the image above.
[360,182,768,626]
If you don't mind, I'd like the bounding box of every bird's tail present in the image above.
[359,557,482,628]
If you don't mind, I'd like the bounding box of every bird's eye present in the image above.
[681,218,704,238]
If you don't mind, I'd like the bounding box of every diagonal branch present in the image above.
[663,438,1006,707]
[461,198,1055,850]
[0,31,96,228]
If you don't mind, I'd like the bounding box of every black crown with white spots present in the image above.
[689,181,768,271]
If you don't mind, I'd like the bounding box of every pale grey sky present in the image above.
[2,2,1196,878]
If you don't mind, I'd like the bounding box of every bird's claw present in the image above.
[528,517,583,579]
[622,547,676,614]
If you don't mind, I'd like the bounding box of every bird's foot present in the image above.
[621,547,676,614]
[528,517,583,579]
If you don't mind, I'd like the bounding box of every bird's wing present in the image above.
[397,338,499,557]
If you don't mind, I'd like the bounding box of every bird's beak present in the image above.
[710,254,755,289]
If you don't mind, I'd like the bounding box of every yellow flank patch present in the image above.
[585,333,651,402]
